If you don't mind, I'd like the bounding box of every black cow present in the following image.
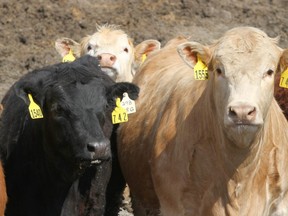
[0,55,139,216]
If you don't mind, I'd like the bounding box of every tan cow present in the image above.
[117,27,288,215]
[55,24,160,82]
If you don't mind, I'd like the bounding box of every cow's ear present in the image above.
[55,38,81,58]
[134,39,161,62]
[279,49,288,73]
[177,42,211,69]
[107,82,140,105]
[13,70,51,106]
[132,40,161,75]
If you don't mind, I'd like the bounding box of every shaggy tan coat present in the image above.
[118,27,288,216]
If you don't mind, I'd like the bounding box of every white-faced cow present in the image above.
[0,55,139,216]
[117,27,288,215]
[55,24,160,82]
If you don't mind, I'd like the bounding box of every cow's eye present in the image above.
[216,68,222,76]
[124,48,129,53]
[266,69,274,76]
[51,104,64,116]
[87,45,92,51]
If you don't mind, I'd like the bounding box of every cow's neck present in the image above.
[203,94,270,179]
[220,102,281,178]
[213,100,286,212]
[221,131,263,177]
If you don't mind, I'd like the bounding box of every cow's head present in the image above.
[55,24,160,82]
[13,56,139,177]
[178,27,288,148]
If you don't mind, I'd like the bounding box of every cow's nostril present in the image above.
[97,55,102,60]
[247,107,256,121]
[87,143,96,152]
[229,107,237,117]
[110,56,116,61]
[248,107,256,116]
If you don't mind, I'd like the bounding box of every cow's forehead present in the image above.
[212,28,282,75]
[215,49,280,73]
[50,81,108,110]
[89,30,130,48]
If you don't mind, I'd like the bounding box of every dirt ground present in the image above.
[0,0,288,215]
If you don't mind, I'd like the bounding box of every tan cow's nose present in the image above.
[97,53,116,67]
[228,105,257,123]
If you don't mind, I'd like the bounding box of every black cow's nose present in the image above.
[87,139,111,159]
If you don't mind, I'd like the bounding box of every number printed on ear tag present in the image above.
[194,55,208,80]
[120,92,136,114]
[279,68,288,89]
[28,94,44,119]
[112,98,128,124]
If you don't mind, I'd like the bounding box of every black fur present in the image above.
[0,55,139,216]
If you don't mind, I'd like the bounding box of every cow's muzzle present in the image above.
[87,139,111,161]
[228,103,257,125]
[100,67,118,80]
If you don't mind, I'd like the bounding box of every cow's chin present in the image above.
[225,124,261,148]
[101,67,118,81]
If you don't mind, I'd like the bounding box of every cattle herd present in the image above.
[0,25,288,216]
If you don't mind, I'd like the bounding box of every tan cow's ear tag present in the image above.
[279,68,288,89]
[112,98,128,124]
[194,56,208,80]
[62,49,76,62]
[120,92,136,114]
[141,54,147,63]
[28,94,44,119]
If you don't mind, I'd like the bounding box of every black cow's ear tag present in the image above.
[112,98,128,124]
[28,94,44,119]
[62,49,76,63]
[194,55,208,80]
[120,92,136,114]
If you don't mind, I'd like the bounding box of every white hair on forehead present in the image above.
[95,23,125,34]
[212,27,280,54]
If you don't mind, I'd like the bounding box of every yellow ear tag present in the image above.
[28,94,44,119]
[62,49,76,62]
[120,92,136,114]
[194,56,208,80]
[112,98,128,124]
[279,68,288,89]
[141,54,147,63]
